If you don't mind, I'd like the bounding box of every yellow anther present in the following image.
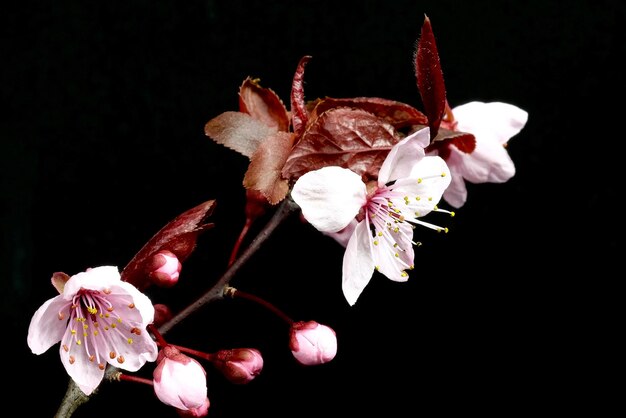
[394,253,399,257]
[378,231,383,236]
[373,240,379,245]
[444,227,449,233]
[441,172,446,177]
[393,227,399,233]
[87,307,98,314]
[417,178,422,183]
[393,243,398,248]
[94,331,99,336]
[71,329,76,335]
[409,264,415,270]
[415,212,420,216]
[428,197,433,201]
[415,196,421,201]
[105,313,110,318]
[127,338,133,344]
[117,317,122,323]
[76,340,81,346]
[433,205,438,210]
[83,324,88,329]
[375,265,380,271]
[111,323,117,328]
[450,212,456,217]
[401,271,408,278]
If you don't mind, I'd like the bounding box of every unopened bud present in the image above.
[149,250,182,287]
[153,303,173,327]
[177,397,210,417]
[289,321,337,366]
[213,348,263,384]
[153,345,207,411]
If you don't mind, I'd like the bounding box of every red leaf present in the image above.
[243,131,296,205]
[290,56,312,137]
[282,107,401,181]
[310,97,427,129]
[426,128,476,160]
[238,77,290,132]
[204,111,278,158]
[415,15,446,139]
[121,199,216,291]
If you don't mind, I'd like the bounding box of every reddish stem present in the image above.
[118,373,154,386]
[148,323,168,347]
[229,288,294,325]
[168,344,214,362]
[228,218,252,267]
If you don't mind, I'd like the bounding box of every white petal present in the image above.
[63,266,121,299]
[378,127,429,184]
[342,221,375,306]
[373,222,414,282]
[450,139,515,184]
[394,156,451,216]
[453,101,528,145]
[27,296,69,355]
[291,166,366,233]
[443,169,468,209]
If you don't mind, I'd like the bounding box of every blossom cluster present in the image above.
[26,15,526,417]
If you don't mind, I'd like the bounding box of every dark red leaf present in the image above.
[309,97,427,129]
[282,107,401,181]
[290,56,312,137]
[121,199,216,291]
[238,77,290,132]
[415,15,446,139]
[426,128,476,160]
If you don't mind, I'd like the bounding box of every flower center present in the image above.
[60,288,138,370]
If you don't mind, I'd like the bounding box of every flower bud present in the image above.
[177,397,210,417]
[149,250,182,287]
[153,303,174,327]
[213,348,263,384]
[289,321,337,366]
[153,345,207,411]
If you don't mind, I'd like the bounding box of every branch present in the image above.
[53,195,300,417]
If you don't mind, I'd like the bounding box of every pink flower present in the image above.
[213,348,264,384]
[428,101,528,208]
[177,397,210,417]
[153,345,208,411]
[291,127,452,305]
[149,250,182,287]
[289,321,337,366]
[27,266,158,395]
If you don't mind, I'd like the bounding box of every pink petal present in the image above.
[27,296,69,355]
[373,221,415,282]
[342,221,375,306]
[378,127,429,184]
[450,139,515,184]
[59,326,106,396]
[291,166,366,233]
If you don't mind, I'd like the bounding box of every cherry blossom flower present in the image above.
[27,266,158,395]
[148,250,182,287]
[177,397,210,417]
[153,345,208,411]
[289,321,337,366]
[428,101,528,208]
[291,127,452,305]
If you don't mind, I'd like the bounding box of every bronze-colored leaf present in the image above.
[238,77,290,132]
[204,111,278,158]
[121,199,216,290]
[243,131,295,205]
[282,107,401,181]
[415,15,446,139]
[290,56,312,137]
[310,97,427,129]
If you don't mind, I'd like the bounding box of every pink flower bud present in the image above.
[153,345,207,411]
[289,321,337,366]
[176,397,210,417]
[213,348,263,384]
[153,303,174,327]
[149,250,182,287]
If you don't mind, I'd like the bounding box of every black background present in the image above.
[2,0,619,416]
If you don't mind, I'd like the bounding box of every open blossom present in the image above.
[153,345,208,411]
[289,321,337,366]
[27,266,158,395]
[291,127,451,305]
[428,101,528,208]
